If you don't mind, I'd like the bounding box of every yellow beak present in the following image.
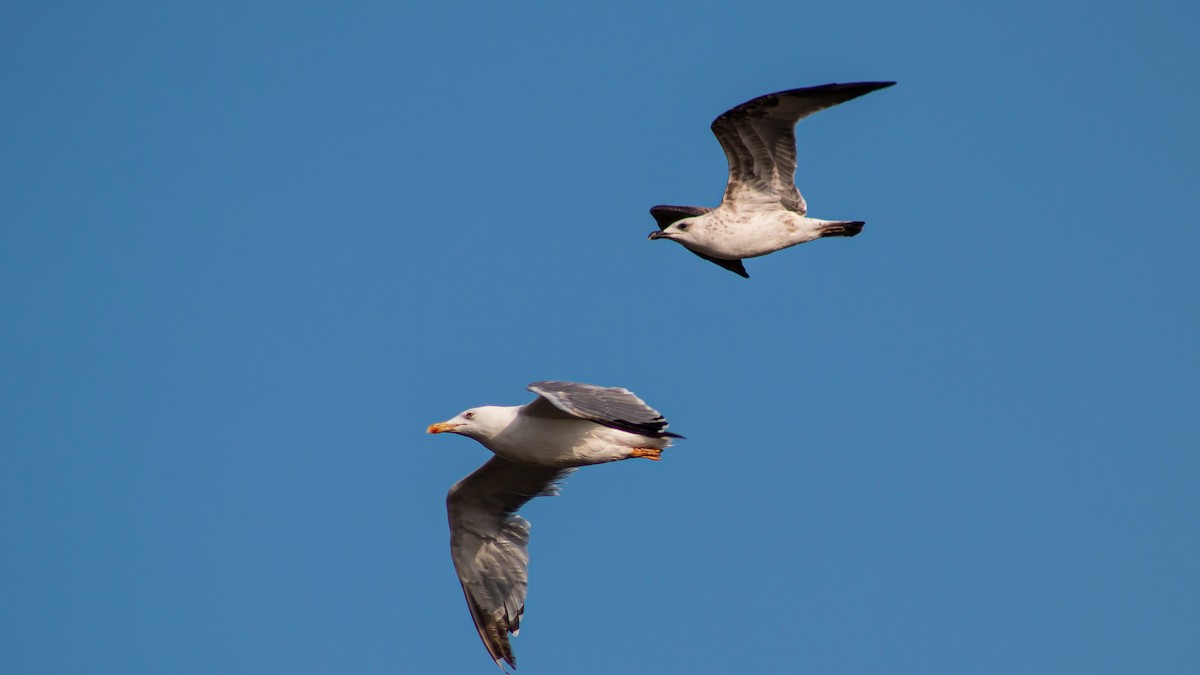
[427,422,462,434]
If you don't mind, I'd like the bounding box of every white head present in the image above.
[427,405,516,442]
[647,217,705,247]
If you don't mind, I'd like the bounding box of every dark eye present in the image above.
[463,411,475,420]
[677,223,689,231]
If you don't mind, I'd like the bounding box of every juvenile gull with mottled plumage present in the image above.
[649,81,895,277]
[427,380,682,671]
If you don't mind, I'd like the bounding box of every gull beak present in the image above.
[427,422,462,434]
[647,230,669,240]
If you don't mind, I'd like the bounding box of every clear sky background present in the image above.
[2,2,1197,673]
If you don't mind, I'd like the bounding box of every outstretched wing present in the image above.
[526,380,682,438]
[711,81,895,212]
[447,457,573,671]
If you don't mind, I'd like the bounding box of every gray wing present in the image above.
[526,380,682,438]
[447,457,573,671]
[711,81,895,213]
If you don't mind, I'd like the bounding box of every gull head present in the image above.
[647,217,701,244]
[427,405,513,442]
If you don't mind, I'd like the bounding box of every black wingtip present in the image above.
[691,251,749,277]
[826,81,895,103]
[842,81,895,93]
[722,258,750,278]
[649,204,713,229]
[819,221,865,238]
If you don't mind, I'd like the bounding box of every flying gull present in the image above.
[648,81,895,277]
[427,380,682,671]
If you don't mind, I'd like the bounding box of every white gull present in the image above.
[427,380,682,670]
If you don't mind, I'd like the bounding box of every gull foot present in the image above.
[629,447,662,461]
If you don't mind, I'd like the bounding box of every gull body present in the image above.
[432,403,672,468]
[658,208,861,261]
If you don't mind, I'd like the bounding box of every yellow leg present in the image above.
[629,447,662,461]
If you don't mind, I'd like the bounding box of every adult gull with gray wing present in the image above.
[427,380,683,670]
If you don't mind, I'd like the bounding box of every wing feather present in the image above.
[447,457,572,671]
[711,81,895,211]
[526,380,682,438]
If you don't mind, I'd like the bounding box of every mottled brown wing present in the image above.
[711,81,895,212]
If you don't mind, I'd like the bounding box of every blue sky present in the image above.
[2,1,1197,673]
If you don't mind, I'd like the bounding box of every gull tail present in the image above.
[818,221,865,238]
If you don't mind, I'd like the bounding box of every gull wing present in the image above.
[447,456,573,671]
[711,81,895,212]
[526,380,682,438]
